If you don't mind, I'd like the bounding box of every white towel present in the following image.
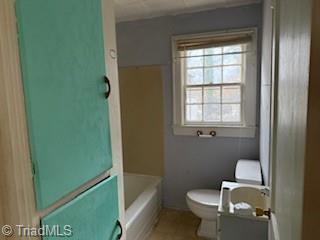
[233,202,253,216]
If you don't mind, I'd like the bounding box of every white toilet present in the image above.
[186,159,262,239]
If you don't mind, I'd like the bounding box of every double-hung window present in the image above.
[172,29,257,137]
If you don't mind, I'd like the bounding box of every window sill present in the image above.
[173,125,256,138]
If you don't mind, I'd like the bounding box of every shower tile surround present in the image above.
[117,3,262,209]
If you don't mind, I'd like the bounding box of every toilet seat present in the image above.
[187,189,220,207]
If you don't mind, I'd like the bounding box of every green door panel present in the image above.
[42,176,120,240]
[15,0,112,209]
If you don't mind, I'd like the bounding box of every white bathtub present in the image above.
[124,173,162,240]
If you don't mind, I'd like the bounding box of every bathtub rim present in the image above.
[124,173,162,229]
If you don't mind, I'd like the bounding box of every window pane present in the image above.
[223,45,242,53]
[222,85,241,103]
[205,55,222,66]
[186,104,202,122]
[204,47,222,66]
[222,104,241,122]
[204,87,220,103]
[187,68,203,85]
[223,66,241,83]
[204,67,222,84]
[205,47,222,55]
[187,56,203,68]
[186,88,202,104]
[223,53,242,65]
[204,48,222,66]
[187,49,203,57]
[204,104,221,122]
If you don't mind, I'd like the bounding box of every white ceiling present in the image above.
[114,0,261,22]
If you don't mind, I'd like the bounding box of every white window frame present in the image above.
[172,28,258,138]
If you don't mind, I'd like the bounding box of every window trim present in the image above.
[172,28,258,138]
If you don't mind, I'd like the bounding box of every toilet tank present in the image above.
[235,160,262,185]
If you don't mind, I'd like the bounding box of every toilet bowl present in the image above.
[186,159,263,239]
[186,189,220,239]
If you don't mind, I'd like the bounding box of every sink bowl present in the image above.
[231,186,267,209]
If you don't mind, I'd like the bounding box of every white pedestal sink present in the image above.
[217,181,270,240]
[231,186,268,210]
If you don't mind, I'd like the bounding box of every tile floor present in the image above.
[148,208,206,240]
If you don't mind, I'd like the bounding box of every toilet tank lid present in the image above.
[235,159,262,185]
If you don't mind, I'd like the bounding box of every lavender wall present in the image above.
[117,3,262,209]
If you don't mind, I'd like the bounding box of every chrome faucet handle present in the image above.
[260,187,270,197]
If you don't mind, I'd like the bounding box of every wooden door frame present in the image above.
[0,1,39,238]
[102,0,126,238]
[0,0,125,239]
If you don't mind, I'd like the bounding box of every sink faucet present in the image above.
[260,187,270,197]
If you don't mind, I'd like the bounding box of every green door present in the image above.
[42,177,120,240]
[16,0,112,210]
